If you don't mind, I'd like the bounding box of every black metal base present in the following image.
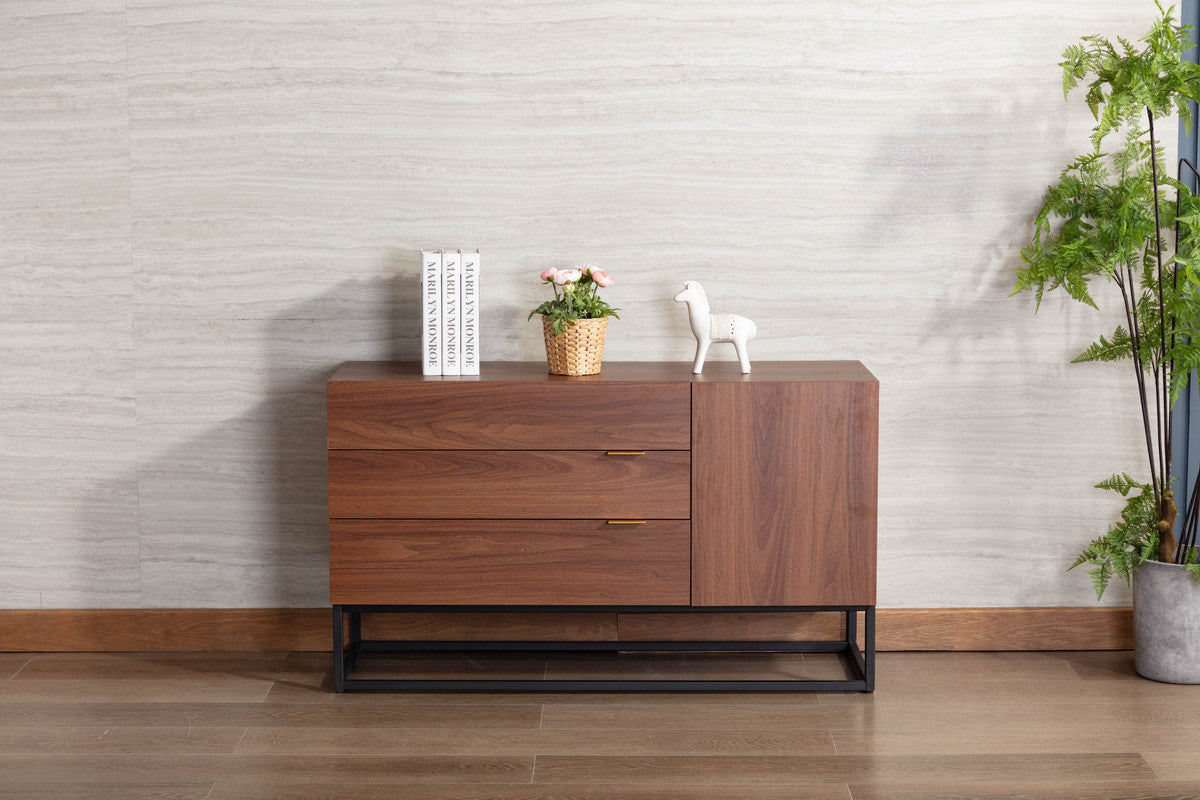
[332,605,875,693]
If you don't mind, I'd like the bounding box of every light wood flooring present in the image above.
[0,650,1197,799]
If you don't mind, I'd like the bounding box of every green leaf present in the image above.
[1070,479,1157,599]
[1093,473,1143,496]
[1073,327,1133,363]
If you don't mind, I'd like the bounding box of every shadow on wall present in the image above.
[80,251,425,608]
[261,252,424,606]
[861,86,1139,606]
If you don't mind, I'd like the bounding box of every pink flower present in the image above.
[554,268,583,285]
[539,267,558,282]
[589,269,614,287]
[562,282,575,293]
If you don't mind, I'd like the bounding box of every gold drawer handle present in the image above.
[607,520,646,525]
[606,450,645,456]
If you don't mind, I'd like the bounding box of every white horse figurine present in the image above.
[674,280,757,374]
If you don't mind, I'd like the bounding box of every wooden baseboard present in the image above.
[0,606,1133,653]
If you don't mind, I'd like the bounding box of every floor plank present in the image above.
[179,702,544,729]
[1059,650,1141,681]
[0,678,274,703]
[0,786,214,800]
[531,753,1158,784]
[831,724,1200,756]
[848,781,1200,799]
[12,652,322,681]
[236,726,837,756]
[0,656,31,681]
[207,784,854,800]
[0,754,533,786]
[0,649,1193,797]
[0,726,246,754]
[1142,752,1200,781]
[263,678,826,705]
[816,679,1200,707]
[543,653,851,681]
[539,701,1111,731]
[871,652,1083,682]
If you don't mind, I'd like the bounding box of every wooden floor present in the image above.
[0,649,1197,799]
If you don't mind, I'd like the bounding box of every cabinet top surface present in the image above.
[329,361,877,384]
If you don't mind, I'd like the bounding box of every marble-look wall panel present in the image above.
[0,0,1164,607]
[0,2,140,606]
[134,315,396,606]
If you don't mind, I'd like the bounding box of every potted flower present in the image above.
[529,266,620,376]
[1013,2,1200,682]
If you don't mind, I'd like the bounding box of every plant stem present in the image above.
[1148,108,1180,562]
[1117,264,1161,506]
[1149,109,1172,501]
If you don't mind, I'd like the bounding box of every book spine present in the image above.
[441,249,462,375]
[420,250,442,375]
[460,250,480,375]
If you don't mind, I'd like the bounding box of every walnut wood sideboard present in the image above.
[327,361,878,691]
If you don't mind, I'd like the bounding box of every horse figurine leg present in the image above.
[693,337,711,374]
[733,334,751,374]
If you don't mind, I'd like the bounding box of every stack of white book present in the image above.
[421,249,480,375]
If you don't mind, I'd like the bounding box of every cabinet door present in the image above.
[691,380,877,606]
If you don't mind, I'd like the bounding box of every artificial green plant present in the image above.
[1014,2,1200,597]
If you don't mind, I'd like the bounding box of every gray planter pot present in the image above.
[1133,559,1200,684]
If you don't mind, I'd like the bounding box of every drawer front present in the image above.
[330,519,691,605]
[327,381,690,450]
[329,450,690,519]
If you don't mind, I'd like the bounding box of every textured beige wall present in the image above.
[1,1,1161,607]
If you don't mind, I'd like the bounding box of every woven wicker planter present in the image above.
[542,316,609,376]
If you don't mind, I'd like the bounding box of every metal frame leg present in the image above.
[330,604,877,693]
[332,605,345,693]
[864,605,876,692]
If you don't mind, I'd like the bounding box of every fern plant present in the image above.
[1015,2,1200,597]
[1071,475,1159,598]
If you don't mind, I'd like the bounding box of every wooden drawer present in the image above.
[328,450,690,519]
[327,381,690,450]
[330,519,691,605]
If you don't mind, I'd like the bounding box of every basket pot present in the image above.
[542,316,608,376]
[1133,558,1200,684]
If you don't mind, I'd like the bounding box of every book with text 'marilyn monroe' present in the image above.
[421,250,442,375]
[461,250,480,375]
[441,249,462,375]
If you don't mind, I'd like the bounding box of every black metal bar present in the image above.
[332,604,877,693]
[864,605,876,692]
[847,641,866,679]
[357,640,847,654]
[340,604,869,614]
[339,678,868,693]
[332,605,344,693]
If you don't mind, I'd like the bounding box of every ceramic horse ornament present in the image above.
[674,281,757,374]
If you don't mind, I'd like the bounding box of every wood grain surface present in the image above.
[329,361,878,384]
[0,650,1193,799]
[691,380,878,606]
[0,607,1134,651]
[328,450,691,519]
[330,520,690,605]
[328,380,690,450]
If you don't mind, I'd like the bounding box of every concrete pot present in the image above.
[1133,559,1200,684]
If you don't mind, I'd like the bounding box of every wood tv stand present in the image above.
[327,361,878,691]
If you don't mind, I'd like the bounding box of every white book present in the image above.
[460,250,480,375]
[441,249,462,375]
[420,250,442,375]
